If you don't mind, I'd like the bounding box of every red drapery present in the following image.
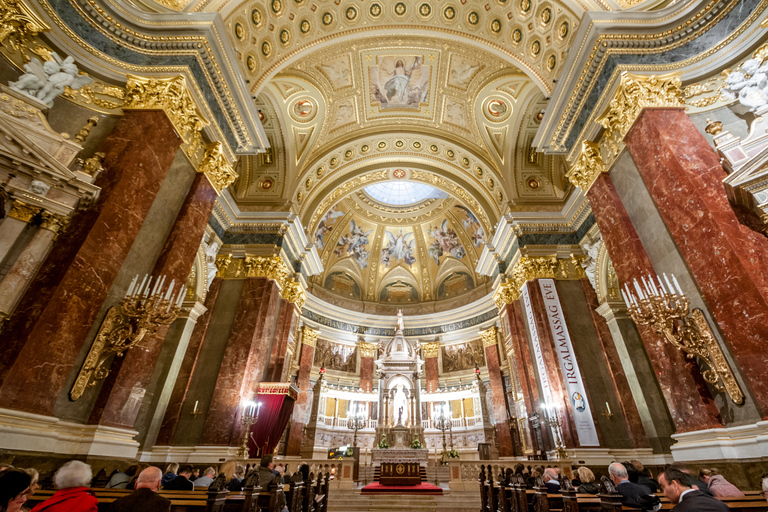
[249,382,297,457]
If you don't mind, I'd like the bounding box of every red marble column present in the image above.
[580,279,649,448]
[588,173,721,431]
[424,354,439,393]
[525,281,578,447]
[500,302,539,414]
[484,339,514,457]
[0,111,182,416]
[91,173,217,428]
[359,356,374,393]
[266,302,297,382]
[155,277,222,446]
[286,335,315,455]
[626,108,768,416]
[200,277,281,446]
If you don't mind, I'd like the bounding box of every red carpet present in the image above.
[361,482,443,495]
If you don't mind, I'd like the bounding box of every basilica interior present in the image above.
[1,0,768,506]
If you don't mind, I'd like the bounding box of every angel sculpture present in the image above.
[9,53,92,107]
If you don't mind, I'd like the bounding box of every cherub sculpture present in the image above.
[9,53,92,107]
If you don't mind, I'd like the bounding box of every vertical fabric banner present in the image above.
[538,279,599,446]
[521,282,552,401]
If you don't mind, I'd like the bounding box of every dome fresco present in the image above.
[309,185,492,313]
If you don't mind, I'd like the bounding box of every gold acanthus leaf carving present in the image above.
[123,75,209,147]
[598,71,685,143]
[215,254,306,308]
[0,0,50,62]
[199,141,238,194]
[358,341,377,358]
[493,255,586,308]
[566,140,605,191]
[481,326,497,347]
[493,281,519,309]
[302,326,319,347]
[8,200,41,222]
[421,341,439,358]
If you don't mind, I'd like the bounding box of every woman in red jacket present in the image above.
[31,461,97,512]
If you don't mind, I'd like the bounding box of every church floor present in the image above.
[328,488,480,512]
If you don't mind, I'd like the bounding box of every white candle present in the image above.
[657,275,667,294]
[633,279,645,300]
[164,279,175,301]
[151,276,160,296]
[176,286,186,307]
[622,286,632,308]
[144,277,154,297]
[648,274,658,296]
[137,274,148,297]
[156,276,166,296]
[671,274,684,296]
[193,400,198,414]
[126,275,138,297]
[605,402,611,415]
[664,274,675,296]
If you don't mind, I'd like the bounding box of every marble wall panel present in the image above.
[424,356,439,393]
[484,342,514,456]
[266,301,297,382]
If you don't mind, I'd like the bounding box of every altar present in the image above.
[372,448,428,485]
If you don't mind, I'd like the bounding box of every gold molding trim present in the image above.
[421,341,439,358]
[493,255,586,308]
[481,326,497,347]
[199,142,238,194]
[8,200,41,222]
[302,326,319,347]
[566,141,605,191]
[359,341,377,358]
[215,254,306,308]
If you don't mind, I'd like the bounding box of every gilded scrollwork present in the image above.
[215,254,306,308]
[358,341,377,358]
[480,326,497,347]
[566,140,605,191]
[493,255,585,308]
[0,0,50,63]
[199,141,238,194]
[7,200,41,222]
[302,326,319,347]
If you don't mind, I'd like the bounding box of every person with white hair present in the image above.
[192,467,216,488]
[107,466,171,512]
[30,461,97,512]
[542,467,561,493]
[608,462,660,511]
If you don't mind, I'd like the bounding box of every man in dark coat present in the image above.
[542,468,561,494]
[659,468,730,512]
[163,465,195,490]
[609,463,660,511]
[109,467,171,512]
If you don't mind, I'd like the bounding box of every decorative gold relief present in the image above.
[39,211,69,235]
[8,200,41,222]
[123,75,209,148]
[302,326,318,347]
[199,142,238,194]
[215,254,306,308]
[359,341,377,358]
[494,255,585,309]
[493,281,519,308]
[73,116,99,144]
[481,326,497,347]
[421,341,439,358]
[566,140,605,191]
[0,0,50,62]
[598,71,685,143]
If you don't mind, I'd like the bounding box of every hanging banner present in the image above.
[521,282,552,402]
[538,279,599,446]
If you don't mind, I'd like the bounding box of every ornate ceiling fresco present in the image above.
[307,171,492,314]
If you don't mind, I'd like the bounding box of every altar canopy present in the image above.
[249,382,298,457]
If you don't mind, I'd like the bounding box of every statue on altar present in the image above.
[396,309,405,331]
[397,406,403,426]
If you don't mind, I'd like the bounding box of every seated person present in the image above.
[542,468,561,494]
[575,466,600,494]
[108,467,171,512]
[31,461,98,512]
[609,462,660,511]
[106,465,138,489]
[699,469,744,498]
[659,468,729,512]
[193,467,216,488]
[163,465,194,491]
[258,456,276,489]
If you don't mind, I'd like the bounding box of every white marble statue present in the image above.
[9,53,92,108]
[722,57,768,112]
[396,309,404,331]
[579,238,602,291]
[203,238,220,291]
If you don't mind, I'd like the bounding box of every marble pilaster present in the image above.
[0,202,39,265]
[285,333,315,456]
[424,356,439,393]
[266,302,297,382]
[500,301,540,415]
[0,111,182,416]
[200,277,281,446]
[625,108,768,416]
[484,337,515,456]
[359,356,374,393]
[587,172,722,432]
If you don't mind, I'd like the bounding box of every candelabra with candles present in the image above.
[346,404,367,447]
[622,273,744,405]
[434,404,452,462]
[70,274,186,400]
[238,400,262,459]
[541,402,567,460]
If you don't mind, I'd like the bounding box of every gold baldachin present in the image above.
[199,142,238,193]
[302,326,319,347]
[421,341,439,358]
[480,326,497,347]
[216,254,306,308]
[598,71,685,143]
[493,255,586,308]
[359,341,377,358]
[566,140,605,191]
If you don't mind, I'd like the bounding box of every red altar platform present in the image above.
[361,482,443,495]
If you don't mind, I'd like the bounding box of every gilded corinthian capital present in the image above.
[123,75,209,145]
[199,142,238,194]
[566,141,605,191]
[598,71,685,142]
[421,341,439,358]
[302,326,319,347]
[215,254,306,308]
[8,200,41,222]
[481,326,498,347]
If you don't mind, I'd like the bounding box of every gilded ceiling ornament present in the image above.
[199,142,238,194]
[598,71,685,143]
[419,3,431,17]
[512,29,522,44]
[519,0,531,14]
[302,326,319,347]
[251,8,263,26]
[558,21,569,39]
[247,55,256,71]
[279,29,291,45]
[262,41,272,57]
[345,6,358,21]
[421,341,439,358]
[443,6,456,20]
[322,12,334,25]
[394,3,406,16]
[359,341,377,358]
[0,0,50,63]
[566,140,605,191]
[300,19,310,33]
[468,12,479,25]
[370,3,382,17]
[541,8,552,25]
[530,40,541,56]
[123,75,209,147]
[235,23,244,40]
[271,0,282,14]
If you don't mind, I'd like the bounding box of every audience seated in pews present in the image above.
[162,465,194,490]
[671,464,711,495]
[699,469,744,498]
[0,469,32,512]
[30,461,97,512]
[105,465,137,490]
[193,467,216,488]
[631,460,660,493]
[575,466,600,494]
[609,462,660,511]
[22,468,40,512]
[542,468,561,493]
[259,455,276,488]
[226,465,245,492]
[189,468,200,482]
[107,466,170,512]
[659,467,730,512]
[160,463,178,487]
